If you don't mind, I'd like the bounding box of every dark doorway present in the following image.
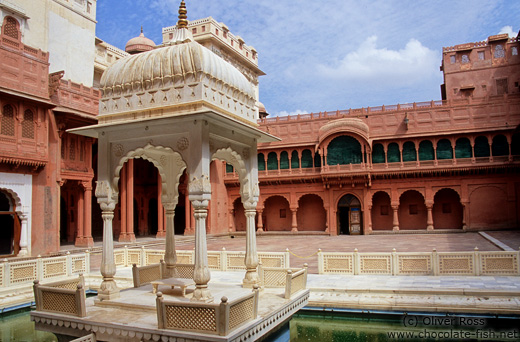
[337,194,362,235]
[0,191,19,256]
[149,198,158,235]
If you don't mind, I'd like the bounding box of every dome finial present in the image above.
[140,26,143,34]
[177,1,188,28]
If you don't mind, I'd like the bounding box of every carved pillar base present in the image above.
[97,277,120,301]
[192,284,213,303]
[156,231,166,238]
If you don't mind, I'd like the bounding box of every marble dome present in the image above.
[100,40,255,104]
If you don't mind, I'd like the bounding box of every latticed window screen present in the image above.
[455,138,472,158]
[257,153,265,171]
[22,110,34,139]
[327,136,362,165]
[280,151,289,169]
[267,152,278,170]
[387,143,400,163]
[290,150,299,169]
[69,139,76,160]
[418,140,434,161]
[512,133,520,156]
[494,45,505,59]
[1,105,15,136]
[301,149,313,168]
[492,135,509,156]
[314,151,321,167]
[402,141,416,161]
[3,17,19,40]
[474,136,490,157]
[372,144,385,163]
[436,139,453,160]
[226,163,234,173]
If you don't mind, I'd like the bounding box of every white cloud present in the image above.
[316,36,439,87]
[498,26,516,38]
[272,109,308,117]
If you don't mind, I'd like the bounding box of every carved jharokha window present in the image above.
[1,105,15,136]
[21,109,34,139]
[2,17,19,40]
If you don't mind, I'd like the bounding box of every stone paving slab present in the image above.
[64,231,519,274]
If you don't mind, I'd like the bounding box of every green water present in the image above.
[267,310,520,342]
[0,309,57,342]
[2,309,519,342]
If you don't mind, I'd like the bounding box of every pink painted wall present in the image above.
[399,190,427,230]
[469,185,509,229]
[263,196,291,231]
[371,191,393,230]
[432,188,463,229]
[297,194,326,231]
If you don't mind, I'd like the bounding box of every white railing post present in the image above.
[37,255,43,282]
[354,248,360,275]
[474,247,480,276]
[4,259,10,287]
[221,247,227,271]
[392,248,398,275]
[317,249,323,274]
[432,248,439,276]
[284,248,290,268]
[85,250,91,276]
[66,251,72,276]
[141,246,146,266]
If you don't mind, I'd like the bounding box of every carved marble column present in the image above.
[96,181,120,300]
[191,200,212,302]
[163,202,177,277]
[243,206,259,287]
[18,212,28,256]
[392,205,399,231]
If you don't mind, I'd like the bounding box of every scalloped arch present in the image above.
[113,144,187,204]
[262,194,290,207]
[0,187,22,213]
[371,190,392,203]
[296,193,325,207]
[212,147,249,198]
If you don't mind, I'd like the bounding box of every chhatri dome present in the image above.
[124,27,156,54]
[99,0,257,126]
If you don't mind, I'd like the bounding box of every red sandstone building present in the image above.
[1,3,519,258]
[228,33,520,235]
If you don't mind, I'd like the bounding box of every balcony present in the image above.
[224,155,518,185]
[0,34,49,100]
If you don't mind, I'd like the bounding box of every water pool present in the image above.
[0,308,57,341]
[266,309,520,342]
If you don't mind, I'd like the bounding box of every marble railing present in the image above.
[318,248,520,276]
[0,252,89,288]
[113,246,290,271]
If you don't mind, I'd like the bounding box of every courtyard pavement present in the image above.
[62,230,520,274]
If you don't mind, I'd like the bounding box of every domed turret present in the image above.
[125,27,155,54]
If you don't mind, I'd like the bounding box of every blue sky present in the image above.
[96,0,519,117]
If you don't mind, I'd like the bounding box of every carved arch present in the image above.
[433,187,461,199]
[113,144,187,205]
[212,147,254,203]
[261,194,290,208]
[0,187,22,214]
